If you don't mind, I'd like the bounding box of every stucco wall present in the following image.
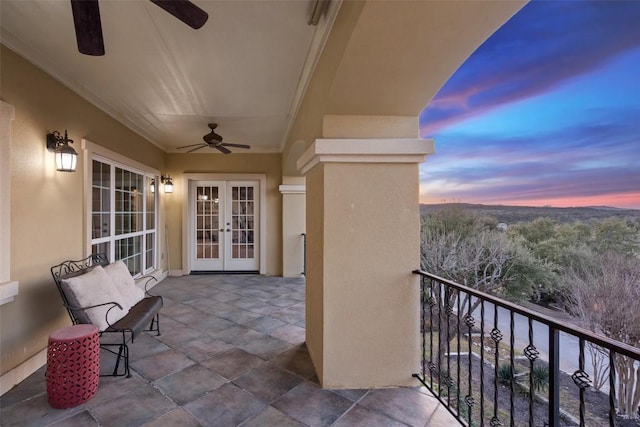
[0,45,165,380]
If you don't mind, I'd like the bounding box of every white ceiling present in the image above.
[0,0,335,153]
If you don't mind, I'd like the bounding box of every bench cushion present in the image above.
[104,261,145,310]
[61,265,129,331]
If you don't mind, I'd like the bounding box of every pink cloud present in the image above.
[421,191,640,210]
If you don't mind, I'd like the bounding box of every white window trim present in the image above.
[181,173,267,275]
[0,101,18,305]
[82,139,161,276]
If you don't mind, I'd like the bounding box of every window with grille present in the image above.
[91,158,156,276]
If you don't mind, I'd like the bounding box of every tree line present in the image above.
[420,206,640,418]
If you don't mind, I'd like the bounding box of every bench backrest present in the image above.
[51,253,110,324]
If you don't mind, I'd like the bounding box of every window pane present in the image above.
[145,233,154,270]
[101,189,110,212]
[92,214,101,239]
[101,214,110,237]
[92,161,111,239]
[133,213,142,231]
[115,189,123,211]
[92,187,101,211]
[146,177,155,231]
[92,160,110,187]
[115,236,142,276]
[146,211,155,231]
[115,167,124,190]
[91,160,156,277]
[115,168,144,235]
[92,242,110,258]
[115,214,123,235]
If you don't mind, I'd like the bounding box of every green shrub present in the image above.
[497,362,549,395]
[531,363,550,392]
[497,363,521,386]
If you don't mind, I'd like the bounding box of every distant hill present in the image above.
[420,203,640,224]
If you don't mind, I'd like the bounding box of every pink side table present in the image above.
[46,324,100,408]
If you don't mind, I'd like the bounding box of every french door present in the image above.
[189,180,259,272]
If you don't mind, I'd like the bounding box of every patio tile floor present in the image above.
[0,274,456,426]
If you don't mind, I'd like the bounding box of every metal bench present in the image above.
[51,254,162,377]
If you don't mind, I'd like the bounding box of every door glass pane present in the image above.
[231,185,255,260]
[195,185,220,260]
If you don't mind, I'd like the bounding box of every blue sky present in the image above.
[419,0,640,209]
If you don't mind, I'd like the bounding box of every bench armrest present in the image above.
[139,275,159,297]
[63,301,124,329]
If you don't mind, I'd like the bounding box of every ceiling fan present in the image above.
[177,123,251,154]
[70,0,208,56]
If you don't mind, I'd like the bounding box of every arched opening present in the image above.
[420,1,640,209]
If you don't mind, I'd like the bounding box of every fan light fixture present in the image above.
[176,123,251,154]
[46,130,78,172]
[161,175,173,193]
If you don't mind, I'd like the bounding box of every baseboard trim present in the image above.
[189,270,259,275]
[0,348,47,396]
[168,269,184,277]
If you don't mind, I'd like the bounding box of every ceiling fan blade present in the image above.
[71,0,105,56]
[187,145,207,153]
[176,143,206,149]
[150,0,209,29]
[221,143,251,150]
[215,145,232,155]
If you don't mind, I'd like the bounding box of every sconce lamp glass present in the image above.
[47,130,78,172]
[55,143,78,172]
[161,175,174,193]
[150,179,155,193]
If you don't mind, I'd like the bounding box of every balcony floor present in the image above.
[0,274,455,426]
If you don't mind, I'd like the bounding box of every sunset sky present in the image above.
[419,0,640,209]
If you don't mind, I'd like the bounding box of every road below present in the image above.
[471,300,607,390]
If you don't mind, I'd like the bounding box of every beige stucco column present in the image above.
[297,116,434,388]
[280,177,306,277]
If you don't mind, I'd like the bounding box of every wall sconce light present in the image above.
[46,130,78,172]
[161,175,173,193]
[150,179,155,193]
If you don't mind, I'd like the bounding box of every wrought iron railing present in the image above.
[413,270,640,427]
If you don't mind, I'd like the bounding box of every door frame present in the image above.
[182,173,267,274]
